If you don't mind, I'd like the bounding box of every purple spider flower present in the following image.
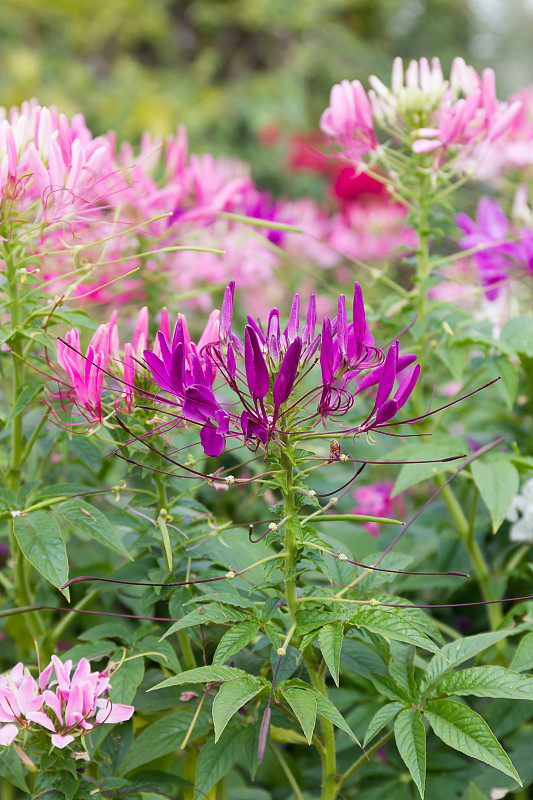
[457,197,533,299]
[140,280,421,458]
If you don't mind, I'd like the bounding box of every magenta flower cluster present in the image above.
[137,280,420,456]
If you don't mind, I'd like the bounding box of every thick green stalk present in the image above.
[279,442,337,800]
[436,477,503,631]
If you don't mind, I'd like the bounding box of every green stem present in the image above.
[437,477,503,631]
[216,776,228,800]
[182,743,199,800]
[336,729,395,794]
[271,744,306,800]
[279,441,336,800]
[177,630,196,671]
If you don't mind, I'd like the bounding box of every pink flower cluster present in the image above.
[0,655,133,753]
[320,57,522,171]
[0,98,427,314]
[53,304,220,426]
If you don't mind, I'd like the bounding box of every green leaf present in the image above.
[149,665,257,691]
[424,699,521,784]
[433,666,533,701]
[501,316,533,357]
[315,693,360,744]
[278,679,360,744]
[468,783,490,800]
[58,499,131,558]
[471,457,519,533]
[0,747,29,792]
[119,710,210,775]
[6,381,42,424]
[364,702,404,747]
[212,676,264,742]
[494,356,519,409]
[67,435,103,472]
[349,607,440,654]
[281,687,317,744]
[193,725,244,800]
[161,604,247,640]
[109,658,145,705]
[13,510,68,592]
[318,622,343,686]
[511,631,533,673]
[421,630,514,692]
[212,621,259,665]
[395,708,426,798]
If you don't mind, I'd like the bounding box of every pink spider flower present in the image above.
[56,312,118,423]
[320,79,378,160]
[0,656,134,755]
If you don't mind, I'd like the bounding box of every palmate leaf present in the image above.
[433,666,533,701]
[424,699,521,784]
[395,708,426,798]
[212,676,265,742]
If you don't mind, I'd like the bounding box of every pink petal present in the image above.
[95,699,134,724]
[51,733,75,749]
[0,723,18,745]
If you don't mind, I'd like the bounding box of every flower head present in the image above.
[0,655,134,759]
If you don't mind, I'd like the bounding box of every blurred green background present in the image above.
[2,0,533,191]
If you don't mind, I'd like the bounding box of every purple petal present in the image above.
[200,424,227,457]
[337,294,348,357]
[171,316,186,353]
[227,344,236,379]
[302,294,317,345]
[284,294,300,343]
[273,338,302,413]
[267,309,280,343]
[156,331,172,373]
[220,281,235,342]
[245,326,270,400]
[144,351,174,394]
[169,342,185,391]
[375,341,398,408]
[356,352,416,393]
[246,314,266,344]
[320,317,335,385]
[394,364,420,412]
[352,282,367,350]
[374,398,398,425]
